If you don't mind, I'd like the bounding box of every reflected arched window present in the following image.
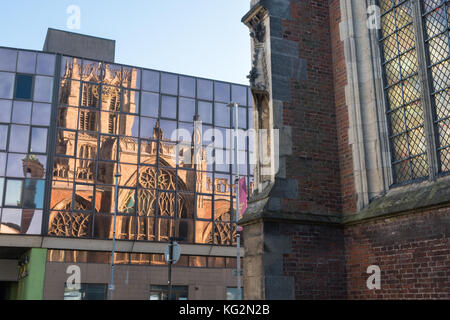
[77,145,96,180]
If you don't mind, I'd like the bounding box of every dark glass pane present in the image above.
[15,74,33,100]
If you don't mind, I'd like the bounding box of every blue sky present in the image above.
[0,0,251,84]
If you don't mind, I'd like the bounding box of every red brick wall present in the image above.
[329,0,357,214]
[281,0,342,215]
[281,222,347,299]
[345,208,450,299]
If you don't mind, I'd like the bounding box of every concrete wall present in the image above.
[44,262,237,300]
[43,28,115,62]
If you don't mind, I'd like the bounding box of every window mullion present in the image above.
[411,0,438,180]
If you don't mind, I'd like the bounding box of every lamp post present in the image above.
[230,102,242,300]
[109,172,121,300]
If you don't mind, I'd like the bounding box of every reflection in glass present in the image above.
[22,179,45,209]
[81,83,100,108]
[103,64,121,84]
[0,72,15,99]
[0,209,22,234]
[123,89,139,114]
[5,179,23,206]
[17,51,36,74]
[59,80,81,106]
[215,103,230,127]
[123,67,141,89]
[101,85,121,112]
[140,117,157,139]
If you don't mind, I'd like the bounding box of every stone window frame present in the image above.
[340,0,449,210]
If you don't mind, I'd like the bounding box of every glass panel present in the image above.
[17,51,36,74]
[5,180,23,206]
[81,83,100,108]
[161,95,177,119]
[36,53,56,76]
[142,70,160,92]
[32,103,51,126]
[9,125,30,153]
[30,127,48,153]
[0,209,22,234]
[215,82,230,103]
[232,85,247,106]
[103,63,121,84]
[208,257,225,268]
[59,80,81,106]
[33,76,53,103]
[179,97,195,122]
[95,185,115,213]
[0,48,17,72]
[6,153,27,177]
[0,72,15,99]
[197,79,213,101]
[0,125,7,150]
[140,117,157,139]
[12,101,32,124]
[122,67,141,89]
[141,91,159,117]
[22,179,45,209]
[100,111,119,135]
[122,89,139,114]
[120,114,139,137]
[179,76,196,98]
[159,120,177,141]
[238,107,247,129]
[215,103,230,127]
[198,101,212,123]
[0,178,3,205]
[56,130,76,156]
[0,99,12,122]
[101,85,121,112]
[189,256,207,267]
[0,153,6,176]
[53,157,75,182]
[196,194,212,219]
[161,73,178,95]
[15,74,34,100]
[78,109,98,131]
[98,136,118,161]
